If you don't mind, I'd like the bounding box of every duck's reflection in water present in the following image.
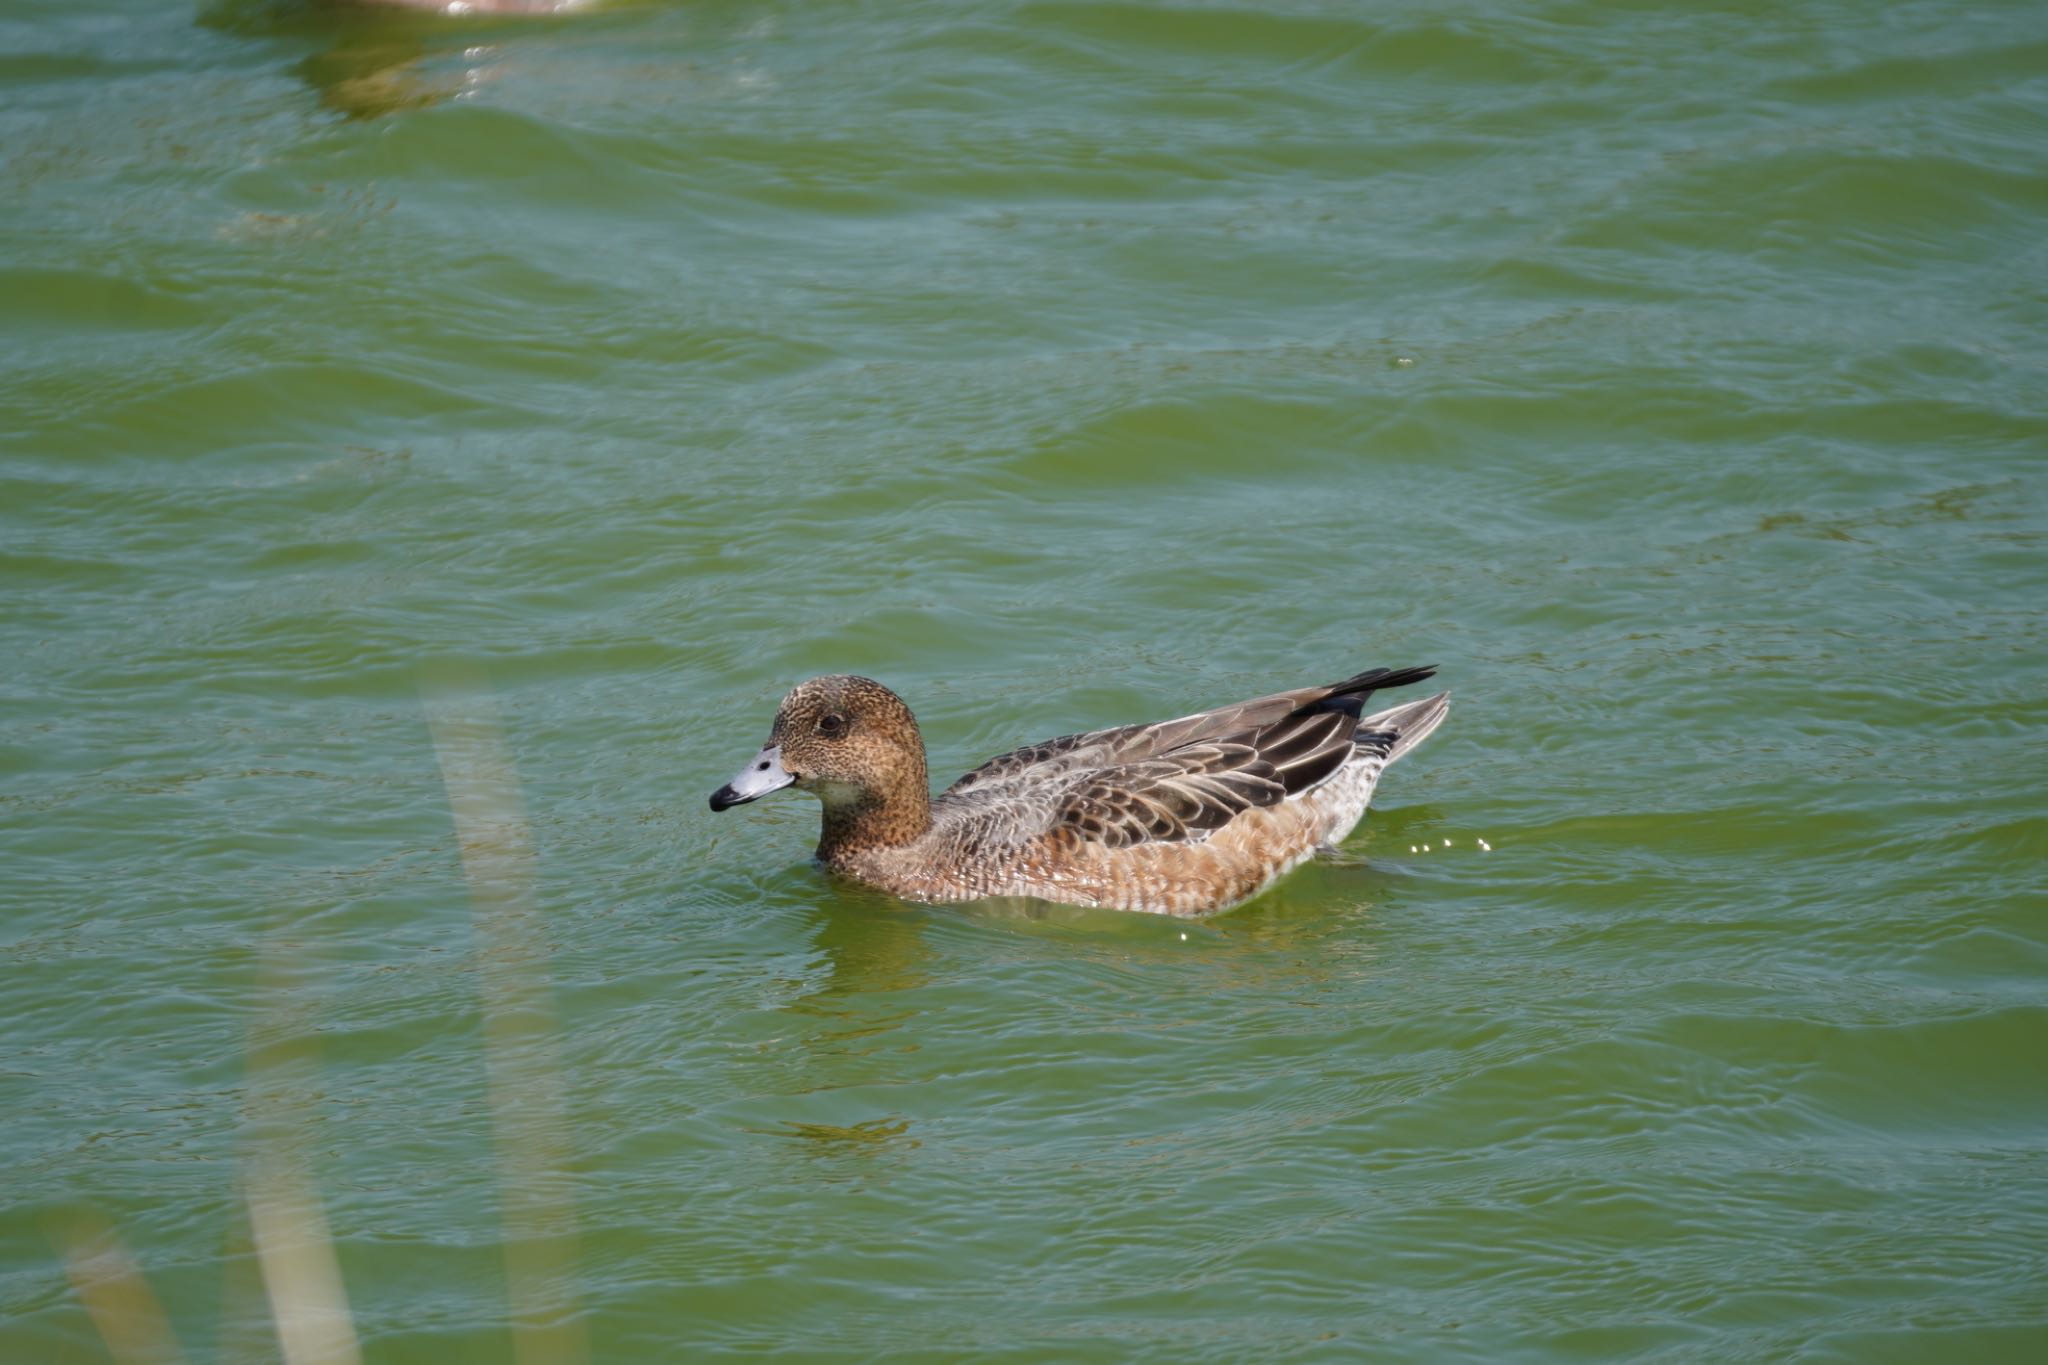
[791,884,935,1018]
[350,0,587,11]
[205,0,605,120]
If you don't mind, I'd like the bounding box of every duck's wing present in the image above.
[939,664,1436,803]
[939,666,1442,851]
[1043,704,1371,849]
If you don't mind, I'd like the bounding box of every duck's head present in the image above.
[709,676,930,832]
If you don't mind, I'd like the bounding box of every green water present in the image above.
[5,0,2047,1359]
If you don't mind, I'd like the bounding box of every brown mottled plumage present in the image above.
[709,667,1449,917]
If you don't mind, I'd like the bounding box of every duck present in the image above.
[709,665,1449,916]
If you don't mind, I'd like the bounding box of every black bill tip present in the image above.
[708,785,749,812]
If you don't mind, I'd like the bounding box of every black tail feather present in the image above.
[1311,664,1438,717]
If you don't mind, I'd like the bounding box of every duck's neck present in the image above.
[814,773,932,867]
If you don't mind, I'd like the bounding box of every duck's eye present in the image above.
[817,713,847,737]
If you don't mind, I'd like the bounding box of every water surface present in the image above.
[4,0,2046,1359]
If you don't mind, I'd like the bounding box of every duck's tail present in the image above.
[1321,663,1438,704]
[1356,691,1451,766]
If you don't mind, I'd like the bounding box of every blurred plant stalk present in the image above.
[52,1210,188,1365]
[427,667,589,1365]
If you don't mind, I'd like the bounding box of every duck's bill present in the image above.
[709,744,794,811]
